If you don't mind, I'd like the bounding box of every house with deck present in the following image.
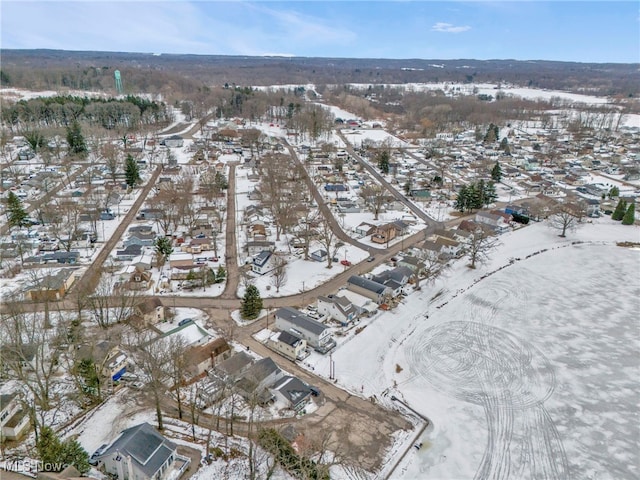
[274,307,336,354]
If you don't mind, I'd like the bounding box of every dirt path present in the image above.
[221,163,240,299]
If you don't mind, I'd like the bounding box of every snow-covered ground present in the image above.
[299,219,640,479]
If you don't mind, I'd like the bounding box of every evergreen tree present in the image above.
[377,151,390,174]
[37,426,90,474]
[241,284,263,320]
[491,161,502,182]
[124,154,141,188]
[61,439,91,474]
[612,199,627,221]
[483,181,498,206]
[66,120,87,157]
[499,137,509,151]
[455,185,469,212]
[214,171,228,190]
[622,204,635,225]
[215,265,227,283]
[608,186,620,198]
[24,130,47,153]
[6,191,29,228]
[154,236,173,264]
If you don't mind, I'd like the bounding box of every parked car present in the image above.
[90,444,109,465]
[340,259,351,266]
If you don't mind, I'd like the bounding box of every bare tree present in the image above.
[44,199,83,252]
[415,254,449,290]
[465,227,500,269]
[359,184,389,221]
[316,218,342,269]
[548,200,586,237]
[270,254,288,293]
[101,142,121,184]
[87,271,138,328]
[126,329,171,430]
[166,335,189,420]
[0,301,70,413]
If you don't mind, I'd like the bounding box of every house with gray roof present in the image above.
[235,357,284,404]
[372,266,414,297]
[317,295,358,326]
[96,422,189,480]
[252,250,273,275]
[274,307,336,354]
[346,275,392,304]
[270,376,313,412]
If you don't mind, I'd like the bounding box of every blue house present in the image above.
[324,184,348,192]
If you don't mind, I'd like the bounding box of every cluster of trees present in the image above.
[612,199,636,225]
[454,180,498,212]
[259,153,309,240]
[1,95,169,132]
[258,428,330,480]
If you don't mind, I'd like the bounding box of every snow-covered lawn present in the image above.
[299,220,639,479]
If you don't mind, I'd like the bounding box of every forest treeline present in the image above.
[1,95,170,133]
[1,49,638,98]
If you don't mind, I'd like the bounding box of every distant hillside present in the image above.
[1,49,638,98]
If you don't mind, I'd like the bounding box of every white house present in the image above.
[0,393,30,442]
[96,422,190,480]
[274,307,336,354]
[270,376,313,412]
[317,295,358,326]
[268,330,308,361]
[252,250,274,275]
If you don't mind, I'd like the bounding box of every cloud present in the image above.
[431,22,471,33]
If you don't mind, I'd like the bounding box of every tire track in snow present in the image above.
[407,321,567,480]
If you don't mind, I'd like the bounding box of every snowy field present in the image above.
[302,220,640,480]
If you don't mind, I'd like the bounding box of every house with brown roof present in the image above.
[184,338,231,379]
[132,298,165,325]
[26,269,77,301]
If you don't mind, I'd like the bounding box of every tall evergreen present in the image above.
[611,199,627,221]
[6,191,28,228]
[455,185,469,212]
[66,120,87,157]
[491,161,502,182]
[241,284,263,320]
[37,425,90,474]
[484,181,498,206]
[622,204,635,225]
[124,154,141,188]
[377,151,390,174]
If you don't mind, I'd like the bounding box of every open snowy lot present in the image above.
[303,221,639,479]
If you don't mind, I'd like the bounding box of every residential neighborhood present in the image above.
[1,47,639,480]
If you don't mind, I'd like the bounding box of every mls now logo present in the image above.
[4,459,67,473]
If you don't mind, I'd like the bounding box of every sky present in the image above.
[1,1,639,63]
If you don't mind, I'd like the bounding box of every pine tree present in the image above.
[612,199,627,221]
[124,154,141,188]
[6,191,28,228]
[66,120,87,157]
[491,161,502,182]
[154,236,173,264]
[622,204,635,225]
[37,426,90,474]
[215,265,227,283]
[608,186,620,198]
[378,150,390,174]
[455,185,468,212]
[483,182,498,206]
[241,284,263,320]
